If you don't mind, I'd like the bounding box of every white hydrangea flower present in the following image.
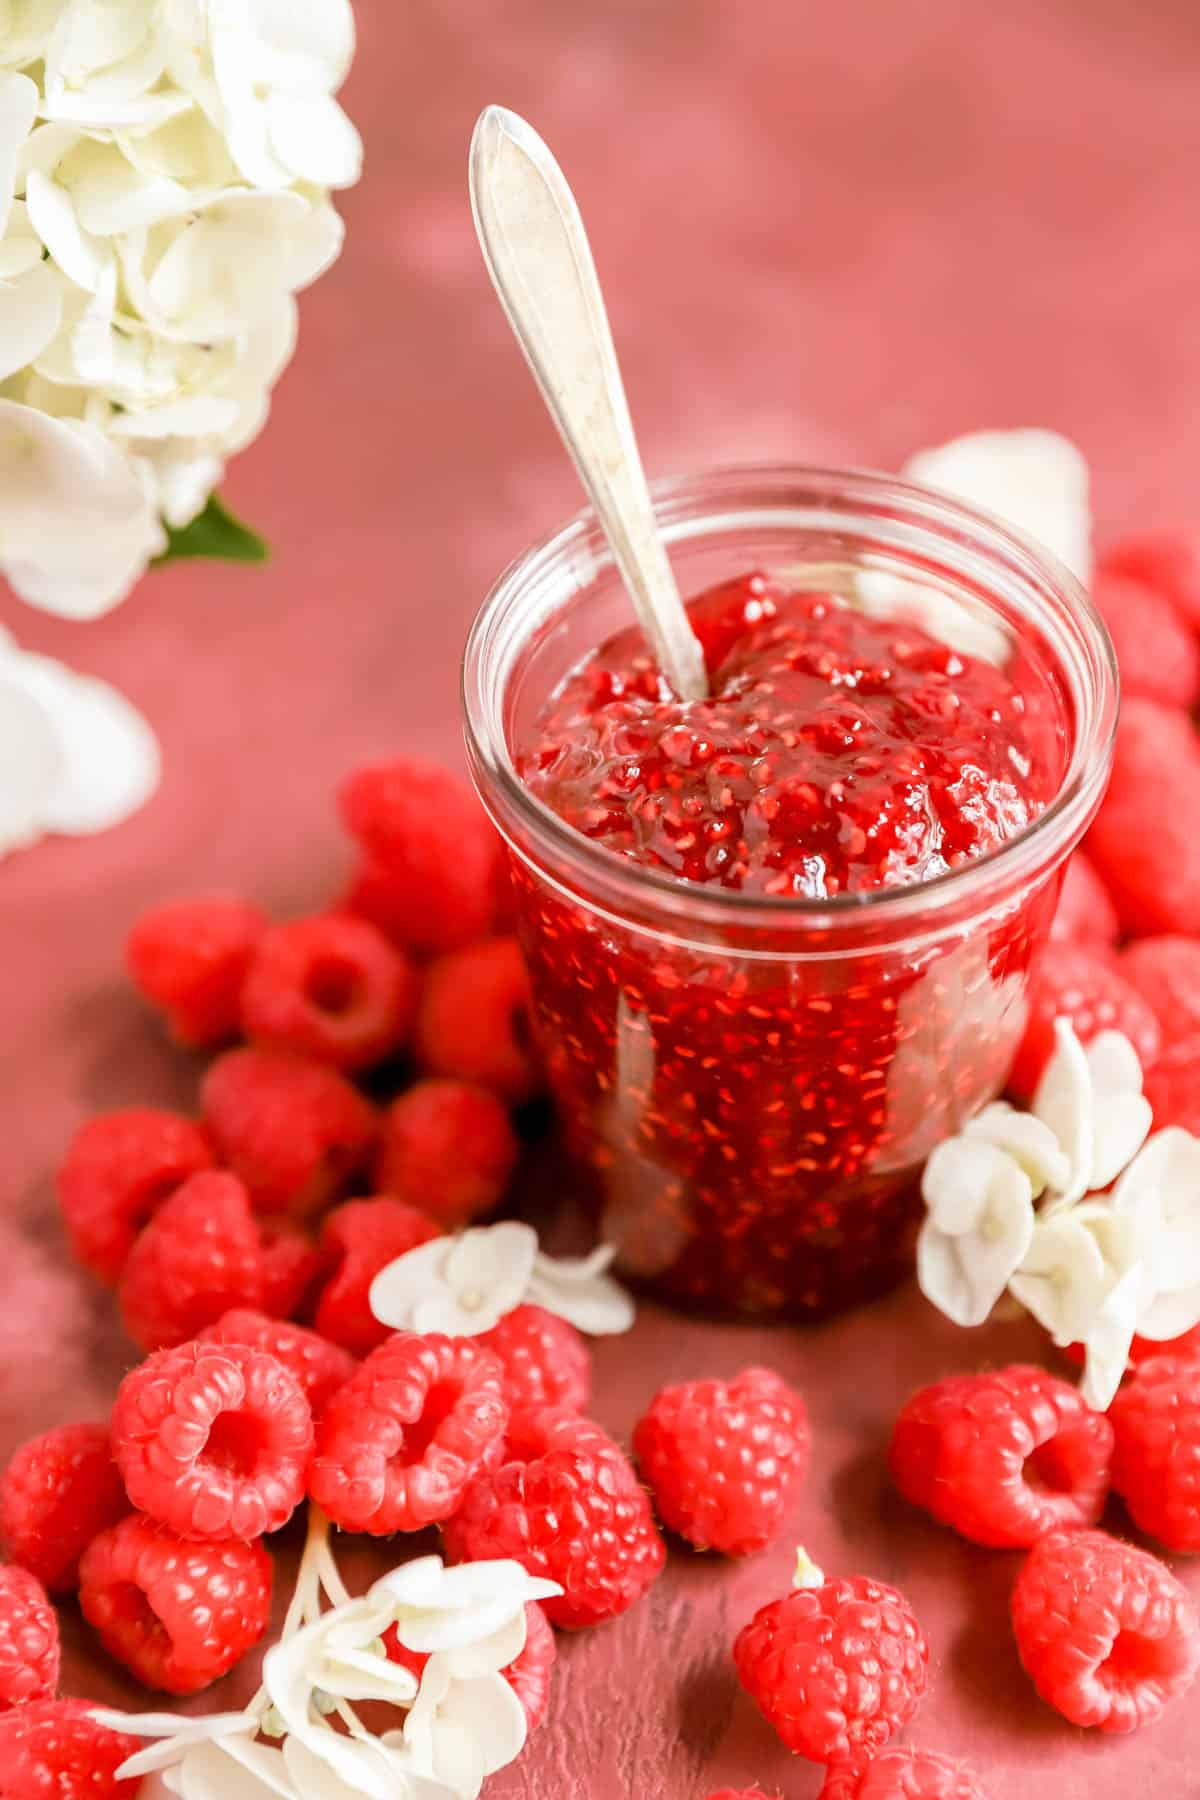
[964,1101,1071,1198]
[1113,1128,1200,1343]
[398,1665,527,1800]
[1032,1023,1151,1210]
[1009,1203,1141,1410]
[917,1135,1035,1328]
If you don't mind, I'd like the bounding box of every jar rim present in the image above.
[462,461,1118,937]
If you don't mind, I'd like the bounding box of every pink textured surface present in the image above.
[3,1,1200,1793]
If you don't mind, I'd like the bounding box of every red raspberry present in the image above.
[311,1198,442,1356]
[633,1366,809,1556]
[339,756,500,954]
[0,1567,58,1711]
[1101,528,1200,631]
[1121,935,1200,1043]
[1092,569,1200,709]
[0,1423,128,1593]
[374,1080,519,1229]
[443,1407,665,1628]
[56,1108,215,1285]
[117,1171,306,1352]
[198,1310,357,1415]
[704,1791,775,1800]
[0,1696,141,1798]
[1110,1353,1200,1551]
[1049,852,1119,949]
[125,894,266,1047]
[819,1750,989,1799]
[888,1365,1113,1548]
[1087,698,1200,936]
[257,1222,320,1318]
[415,938,540,1105]
[1007,945,1161,1102]
[112,1341,311,1542]
[201,1048,378,1218]
[1144,1037,1200,1134]
[387,1599,555,1730]
[733,1564,929,1762]
[79,1513,272,1695]
[241,915,418,1072]
[1011,1527,1200,1731]
[478,1305,591,1439]
[308,1331,507,1533]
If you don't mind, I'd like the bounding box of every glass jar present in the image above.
[464,466,1117,1317]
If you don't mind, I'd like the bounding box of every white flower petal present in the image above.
[25,166,112,292]
[266,91,361,187]
[917,1146,1034,1327]
[0,70,38,233]
[369,1237,454,1332]
[245,0,357,90]
[102,1713,260,1781]
[526,1243,635,1334]
[904,428,1092,585]
[444,1222,538,1312]
[1135,1285,1200,1343]
[4,651,159,834]
[432,1670,527,1781]
[0,670,62,854]
[67,138,198,235]
[1032,1017,1094,1209]
[435,1611,526,1682]
[172,1738,298,1800]
[376,1557,559,1656]
[964,1101,1071,1198]
[281,1732,420,1800]
[0,198,45,275]
[0,261,63,383]
[1081,1264,1142,1412]
[1113,1127,1200,1297]
[1009,1212,1109,1345]
[1085,1031,1152,1190]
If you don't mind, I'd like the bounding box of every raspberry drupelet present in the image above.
[0,1696,141,1798]
[374,1079,520,1229]
[633,1366,809,1555]
[1110,1353,1200,1551]
[0,1566,58,1711]
[888,1365,1113,1548]
[1144,1039,1200,1136]
[0,1421,128,1593]
[705,1790,776,1800]
[414,938,541,1106]
[1087,698,1200,937]
[311,1197,442,1356]
[1121,935,1200,1044]
[125,894,267,1047]
[1008,946,1161,1103]
[1011,1528,1200,1732]
[56,1107,215,1285]
[1049,852,1119,948]
[241,914,418,1071]
[198,1310,357,1416]
[1092,568,1200,709]
[1101,527,1200,631]
[819,1749,990,1799]
[478,1305,591,1440]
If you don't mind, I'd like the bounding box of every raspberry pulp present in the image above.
[56,1107,215,1285]
[0,1422,128,1593]
[374,1079,519,1228]
[1110,1353,1200,1551]
[125,894,266,1047]
[312,1197,442,1356]
[241,913,418,1071]
[0,1566,58,1710]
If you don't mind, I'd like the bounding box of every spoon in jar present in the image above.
[469,105,709,703]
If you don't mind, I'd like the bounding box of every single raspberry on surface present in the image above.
[198,1310,357,1415]
[311,1197,442,1356]
[1007,944,1161,1102]
[0,1422,128,1593]
[79,1513,272,1695]
[56,1108,215,1285]
[733,1560,929,1762]
[704,1789,776,1800]
[633,1366,809,1556]
[1110,1353,1200,1551]
[1011,1527,1200,1731]
[201,1047,378,1218]
[415,938,541,1106]
[1121,935,1200,1044]
[443,1406,666,1629]
[1049,852,1120,949]
[818,1749,989,1799]
[888,1364,1113,1548]
[0,1696,141,1799]
[478,1305,591,1440]
[308,1330,507,1534]
[241,914,418,1072]
[112,1340,312,1541]
[117,1171,302,1351]
[125,894,267,1047]
[1101,528,1200,631]
[374,1079,519,1229]
[0,1567,58,1711]
[1087,698,1200,936]
[1092,569,1200,709]
[387,1599,555,1730]
[1144,1036,1200,1134]
[338,756,500,954]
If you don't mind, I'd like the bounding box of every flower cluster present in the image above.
[916,1018,1200,1409]
[0,0,360,619]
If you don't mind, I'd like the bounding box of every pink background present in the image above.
[4,1,1200,1793]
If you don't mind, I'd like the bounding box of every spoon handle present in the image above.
[469,106,708,703]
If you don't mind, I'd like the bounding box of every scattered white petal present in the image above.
[373,1556,559,1656]
[918,1136,1035,1327]
[403,1664,526,1800]
[1085,1031,1153,1190]
[1080,1263,1142,1412]
[1032,1017,1094,1210]
[1113,1127,1200,1339]
[904,428,1092,585]
[964,1101,1071,1198]
[1009,1211,1109,1346]
[0,671,62,853]
[527,1244,635,1334]
[1,651,159,834]
[370,1223,538,1339]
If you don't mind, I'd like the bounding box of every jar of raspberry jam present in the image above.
[464,467,1117,1317]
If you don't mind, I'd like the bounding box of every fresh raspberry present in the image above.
[443,1407,665,1628]
[198,1310,357,1415]
[56,1108,215,1285]
[1087,699,1200,936]
[1092,569,1200,709]
[1049,852,1120,949]
[257,1222,320,1318]
[1011,1527,1200,1732]
[308,1331,507,1533]
[117,1171,306,1351]
[374,1080,519,1229]
[79,1513,272,1695]
[1121,935,1200,1043]
[125,894,267,1047]
[1101,528,1200,632]
[704,1790,775,1800]
[338,756,500,954]
[414,938,540,1105]
[387,1599,555,1730]
[888,1364,1113,1548]
[633,1366,809,1556]
[733,1565,929,1762]
[0,1696,141,1798]
[478,1305,591,1440]
[201,1048,377,1217]
[241,915,418,1072]
[1109,1353,1200,1551]
[1144,1036,1200,1133]
[112,1341,311,1541]
[818,1749,990,1799]
[0,1567,58,1711]
[311,1198,442,1356]
[0,1423,128,1593]
[1007,945,1161,1102]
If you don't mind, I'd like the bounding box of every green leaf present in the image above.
[155,494,270,566]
